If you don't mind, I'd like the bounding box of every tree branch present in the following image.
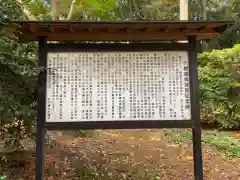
[67,0,76,20]
[16,0,36,20]
[131,0,147,20]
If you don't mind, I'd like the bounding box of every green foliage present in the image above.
[0,0,239,156]
[0,0,23,21]
[142,0,180,20]
[16,0,240,49]
[0,175,7,180]
[22,0,52,20]
[66,130,95,138]
[205,0,240,49]
[57,0,118,20]
[163,129,192,143]
[164,129,240,158]
[203,131,240,157]
[199,44,240,128]
[74,130,95,137]
[0,0,37,150]
[208,20,240,50]
[115,0,179,20]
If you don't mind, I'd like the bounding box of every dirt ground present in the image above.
[4,130,240,180]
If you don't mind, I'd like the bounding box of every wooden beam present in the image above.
[69,24,75,32]
[48,26,54,32]
[19,32,218,41]
[13,21,233,41]
[39,26,217,34]
[180,27,217,33]
[28,24,36,32]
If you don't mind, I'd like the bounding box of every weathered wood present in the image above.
[9,20,233,41]
[19,32,220,41]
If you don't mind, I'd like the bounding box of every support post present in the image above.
[36,36,47,180]
[188,35,204,180]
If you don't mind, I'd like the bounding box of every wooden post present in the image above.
[36,36,47,180]
[188,35,204,180]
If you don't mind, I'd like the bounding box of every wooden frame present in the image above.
[45,42,191,130]
[9,20,232,180]
[37,40,203,180]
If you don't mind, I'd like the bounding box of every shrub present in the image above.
[198,44,240,128]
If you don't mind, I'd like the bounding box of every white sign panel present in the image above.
[46,52,191,122]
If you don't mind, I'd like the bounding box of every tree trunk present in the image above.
[199,0,207,20]
[224,0,230,20]
[199,0,208,50]
[131,0,146,20]
[128,0,133,20]
[67,0,76,20]
[51,0,58,20]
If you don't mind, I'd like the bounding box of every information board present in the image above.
[46,52,191,122]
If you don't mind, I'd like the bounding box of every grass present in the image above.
[163,129,240,158]
[73,130,95,138]
[203,131,240,157]
[163,129,192,144]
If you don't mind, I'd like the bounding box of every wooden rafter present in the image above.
[8,20,234,42]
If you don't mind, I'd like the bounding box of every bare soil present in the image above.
[2,130,240,180]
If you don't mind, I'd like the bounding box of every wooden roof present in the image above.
[10,20,234,41]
